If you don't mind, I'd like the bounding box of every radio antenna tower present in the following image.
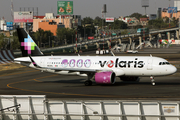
[11,0,14,21]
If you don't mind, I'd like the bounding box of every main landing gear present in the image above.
[84,80,92,86]
[84,73,94,86]
[150,76,155,86]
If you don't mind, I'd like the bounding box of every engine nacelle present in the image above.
[120,76,140,82]
[95,72,116,84]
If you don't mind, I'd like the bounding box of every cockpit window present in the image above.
[159,62,170,65]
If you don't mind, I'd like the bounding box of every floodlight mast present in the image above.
[102,4,107,50]
[141,0,149,15]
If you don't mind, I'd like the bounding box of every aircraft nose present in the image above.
[170,65,177,74]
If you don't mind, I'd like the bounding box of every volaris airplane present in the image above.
[14,28,177,86]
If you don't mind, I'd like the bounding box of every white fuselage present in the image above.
[14,56,177,77]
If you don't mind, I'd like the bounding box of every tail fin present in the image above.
[16,28,43,57]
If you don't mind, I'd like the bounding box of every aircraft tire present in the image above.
[84,80,92,86]
[152,82,155,86]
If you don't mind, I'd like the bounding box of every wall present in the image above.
[162,11,180,19]
[39,21,58,36]
[33,17,71,34]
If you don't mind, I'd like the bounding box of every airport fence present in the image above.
[0,95,180,120]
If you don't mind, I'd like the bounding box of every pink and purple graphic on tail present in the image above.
[61,59,68,67]
[21,35,36,54]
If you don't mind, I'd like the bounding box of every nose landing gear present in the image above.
[150,76,155,86]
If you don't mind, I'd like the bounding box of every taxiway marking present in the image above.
[7,74,121,98]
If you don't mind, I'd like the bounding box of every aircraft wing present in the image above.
[43,67,113,73]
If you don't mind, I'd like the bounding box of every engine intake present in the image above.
[95,72,116,84]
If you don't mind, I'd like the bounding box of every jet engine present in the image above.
[120,76,140,82]
[95,72,116,84]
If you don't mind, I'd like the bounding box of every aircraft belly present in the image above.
[124,69,141,76]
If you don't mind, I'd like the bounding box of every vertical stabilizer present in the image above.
[16,28,43,57]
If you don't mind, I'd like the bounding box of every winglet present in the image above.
[29,56,41,68]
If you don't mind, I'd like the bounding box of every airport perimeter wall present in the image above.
[0,95,180,120]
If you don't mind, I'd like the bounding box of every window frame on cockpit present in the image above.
[159,62,170,65]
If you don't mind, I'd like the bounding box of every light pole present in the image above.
[49,36,50,48]
[84,25,86,41]
[169,0,171,28]
[72,35,73,44]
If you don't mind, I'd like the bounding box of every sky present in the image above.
[0,0,176,21]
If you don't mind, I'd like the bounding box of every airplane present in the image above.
[14,28,177,86]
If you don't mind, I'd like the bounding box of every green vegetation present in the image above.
[0,34,9,49]
[10,31,20,50]
[0,32,20,50]
[129,13,143,20]
[56,28,76,45]
[147,17,178,29]
[31,28,54,47]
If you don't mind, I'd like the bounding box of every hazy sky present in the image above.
[0,0,175,21]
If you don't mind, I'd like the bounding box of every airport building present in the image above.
[0,19,6,31]
[12,11,81,36]
[161,1,180,19]
[33,13,81,36]
[161,8,180,19]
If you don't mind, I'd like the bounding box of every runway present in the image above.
[0,66,179,100]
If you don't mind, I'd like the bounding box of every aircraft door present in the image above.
[147,59,153,70]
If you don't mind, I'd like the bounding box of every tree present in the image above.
[172,17,178,27]
[0,34,8,49]
[32,28,44,47]
[10,31,20,50]
[148,18,168,29]
[140,15,148,18]
[82,17,94,25]
[111,20,128,29]
[94,16,103,26]
[130,13,143,20]
[31,28,54,47]
[56,28,76,45]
